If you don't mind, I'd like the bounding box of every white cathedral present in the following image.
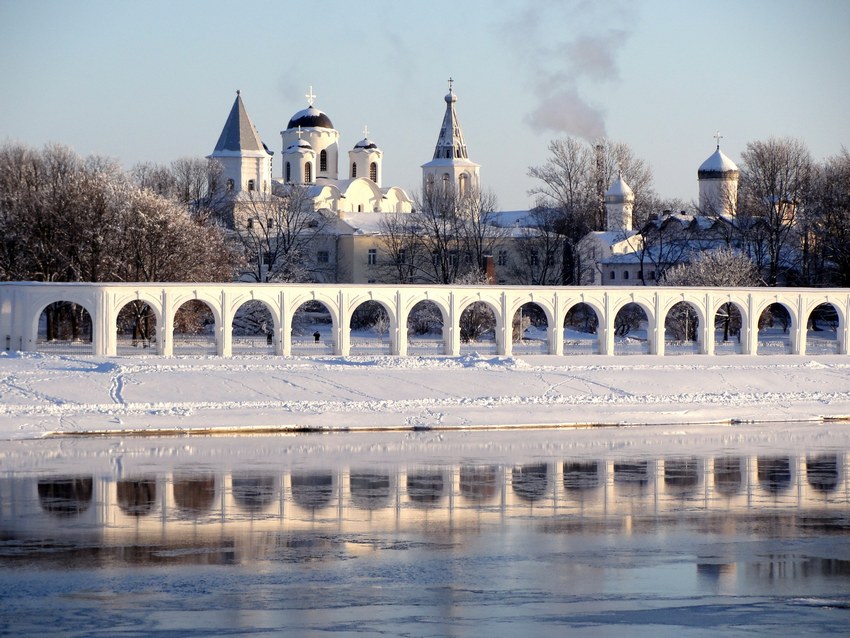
[208,83,482,283]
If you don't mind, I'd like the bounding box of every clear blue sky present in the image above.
[1,0,847,210]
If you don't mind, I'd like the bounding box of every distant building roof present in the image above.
[212,92,270,155]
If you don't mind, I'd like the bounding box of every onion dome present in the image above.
[605,172,634,203]
[698,146,739,178]
[353,137,378,151]
[287,105,334,130]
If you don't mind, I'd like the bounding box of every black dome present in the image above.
[287,105,334,129]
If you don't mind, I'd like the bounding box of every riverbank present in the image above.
[2,351,850,440]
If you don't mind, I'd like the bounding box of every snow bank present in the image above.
[1,351,850,440]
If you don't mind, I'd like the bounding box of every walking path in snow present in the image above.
[2,351,850,440]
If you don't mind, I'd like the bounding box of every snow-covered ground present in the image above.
[2,348,850,440]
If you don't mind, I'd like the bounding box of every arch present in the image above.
[757,302,794,354]
[304,161,312,183]
[407,469,446,506]
[290,472,334,512]
[291,299,336,355]
[511,463,549,502]
[663,301,701,355]
[173,474,216,517]
[713,456,743,496]
[406,299,446,355]
[349,300,392,355]
[231,474,277,513]
[369,161,377,183]
[351,162,357,178]
[319,149,328,173]
[512,302,550,355]
[712,299,746,355]
[458,172,469,195]
[116,300,158,354]
[460,465,500,504]
[612,302,650,355]
[285,161,291,182]
[38,476,93,517]
[349,471,392,510]
[232,299,276,355]
[564,302,600,355]
[172,299,217,355]
[458,299,499,355]
[563,461,601,491]
[35,300,94,354]
[806,454,840,493]
[117,478,157,517]
[757,456,792,494]
[805,302,840,354]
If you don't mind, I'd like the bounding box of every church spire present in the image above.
[212,91,267,154]
[432,77,469,161]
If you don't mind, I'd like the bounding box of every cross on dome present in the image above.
[305,86,316,106]
[714,130,724,149]
[448,77,454,94]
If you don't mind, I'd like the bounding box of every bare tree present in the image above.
[738,137,813,285]
[232,184,330,282]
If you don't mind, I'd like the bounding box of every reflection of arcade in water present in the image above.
[1,454,847,563]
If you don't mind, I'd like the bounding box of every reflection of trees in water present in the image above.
[806,455,840,493]
[290,473,334,511]
[406,470,445,505]
[173,475,216,515]
[664,458,701,493]
[460,465,499,503]
[231,474,276,513]
[758,457,792,494]
[563,461,600,491]
[714,457,744,496]
[511,464,549,502]
[349,472,392,510]
[117,478,157,517]
[38,477,93,517]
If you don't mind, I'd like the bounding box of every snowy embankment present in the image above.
[2,350,850,440]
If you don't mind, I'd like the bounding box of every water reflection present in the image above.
[563,461,601,491]
[406,469,445,506]
[37,476,93,517]
[173,474,216,516]
[758,456,793,494]
[290,472,334,511]
[807,454,840,493]
[350,471,392,510]
[116,477,157,517]
[460,465,500,504]
[714,457,744,496]
[231,474,276,513]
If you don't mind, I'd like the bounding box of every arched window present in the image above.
[459,173,468,195]
[285,162,291,182]
[247,179,255,191]
[320,150,327,172]
[369,162,377,182]
[351,162,357,178]
[305,162,312,183]
[226,178,234,192]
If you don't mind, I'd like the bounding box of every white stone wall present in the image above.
[3,282,849,358]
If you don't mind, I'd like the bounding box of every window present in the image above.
[263,251,273,265]
[226,178,234,192]
[398,249,406,264]
[369,162,377,182]
[351,162,357,178]
[623,271,629,280]
[367,249,377,265]
[285,162,291,182]
[459,173,468,195]
[317,250,329,264]
[498,250,507,266]
[649,271,656,280]
[304,162,312,183]
[530,250,539,267]
[609,271,615,280]
[247,217,254,229]
[320,150,327,172]
[637,270,643,280]
[247,179,255,191]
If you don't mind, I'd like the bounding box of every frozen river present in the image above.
[1,429,849,636]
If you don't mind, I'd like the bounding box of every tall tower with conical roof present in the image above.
[208,91,273,195]
[421,79,480,194]
[698,134,739,217]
